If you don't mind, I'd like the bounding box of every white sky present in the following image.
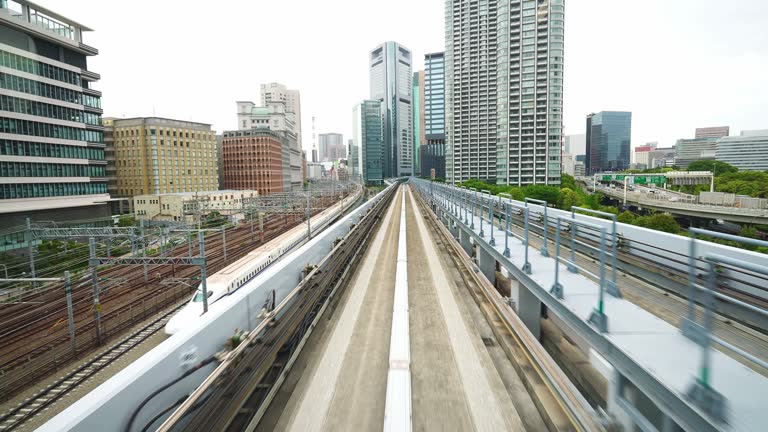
[46,0,767,156]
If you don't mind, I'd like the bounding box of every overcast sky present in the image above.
[46,0,767,155]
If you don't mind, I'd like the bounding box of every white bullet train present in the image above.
[164,187,361,335]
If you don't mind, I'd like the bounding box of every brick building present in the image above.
[221,129,291,195]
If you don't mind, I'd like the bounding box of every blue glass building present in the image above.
[421,52,446,179]
[586,111,632,174]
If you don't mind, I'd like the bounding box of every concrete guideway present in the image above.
[273,187,403,432]
[406,186,526,431]
[267,185,539,431]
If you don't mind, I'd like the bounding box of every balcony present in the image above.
[81,69,101,81]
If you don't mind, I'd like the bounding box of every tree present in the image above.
[635,213,681,234]
[617,211,637,224]
[558,187,583,210]
[560,173,577,191]
[687,160,738,175]
[117,215,136,227]
[523,185,561,205]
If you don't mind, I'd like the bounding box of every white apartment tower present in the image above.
[261,83,302,148]
[370,42,414,177]
[446,0,565,185]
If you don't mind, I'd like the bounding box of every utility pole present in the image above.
[306,182,312,240]
[89,237,103,345]
[25,218,36,286]
[199,234,209,314]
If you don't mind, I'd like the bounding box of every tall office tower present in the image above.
[369,41,413,177]
[318,133,345,161]
[260,82,302,147]
[352,100,384,185]
[111,118,218,201]
[564,134,586,158]
[102,118,120,213]
[586,111,632,174]
[0,1,107,229]
[412,71,423,176]
[446,0,564,185]
[695,126,729,139]
[422,52,446,179]
[347,138,359,179]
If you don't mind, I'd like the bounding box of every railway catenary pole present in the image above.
[306,182,312,240]
[89,237,104,345]
[25,218,36,288]
[199,234,209,314]
[221,226,227,262]
[139,219,148,282]
[64,271,76,355]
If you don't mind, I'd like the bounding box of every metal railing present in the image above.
[551,216,609,333]
[417,179,768,431]
[681,228,768,422]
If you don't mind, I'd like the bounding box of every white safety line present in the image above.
[285,188,400,432]
[408,188,512,432]
[383,187,412,432]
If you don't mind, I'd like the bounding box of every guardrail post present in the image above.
[682,231,700,338]
[568,218,578,273]
[587,227,609,333]
[479,190,489,238]
[685,257,727,423]
[470,188,477,229]
[525,198,549,257]
[503,201,510,257]
[488,193,495,246]
[64,271,76,355]
[522,206,532,274]
[571,206,621,297]
[550,218,564,299]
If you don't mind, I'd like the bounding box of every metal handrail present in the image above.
[571,206,621,297]
[524,197,550,257]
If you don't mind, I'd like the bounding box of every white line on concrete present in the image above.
[285,188,400,432]
[408,188,514,432]
[383,187,412,432]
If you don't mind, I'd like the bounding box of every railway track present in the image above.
[0,194,350,403]
[0,302,186,432]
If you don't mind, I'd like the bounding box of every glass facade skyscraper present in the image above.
[586,111,632,174]
[352,100,384,185]
[422,52,446,179]
[446,0,564,185]
[412,71,423,176]
[0,0,107,228]
[369,41,413,177]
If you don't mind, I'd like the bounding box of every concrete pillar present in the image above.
[518,285,542,339]
[459,229,472,256]
[476,245,496,285]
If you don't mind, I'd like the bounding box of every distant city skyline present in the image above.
[45,0,768,162]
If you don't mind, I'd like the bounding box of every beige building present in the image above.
[107,117,218,200]
[134,189,258,223]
